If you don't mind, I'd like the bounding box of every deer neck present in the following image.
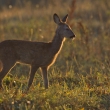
[51,32,65,55]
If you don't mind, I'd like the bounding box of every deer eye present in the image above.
[64,25,69,30]
[66,28,69,30]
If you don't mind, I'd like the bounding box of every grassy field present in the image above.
[0,0,110,109]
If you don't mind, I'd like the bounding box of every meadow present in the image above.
[0,0,110,109]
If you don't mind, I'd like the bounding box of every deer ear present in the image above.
[62,14,68,22]
[53,13,61,24]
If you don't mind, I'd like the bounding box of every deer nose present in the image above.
[73,34,76,37]
[70,34,75,39]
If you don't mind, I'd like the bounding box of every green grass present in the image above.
[0,0,110,109]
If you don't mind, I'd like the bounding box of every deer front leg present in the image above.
[27,65,39,90]
[41,67,48,89]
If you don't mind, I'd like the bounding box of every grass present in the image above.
[0,0,110,109]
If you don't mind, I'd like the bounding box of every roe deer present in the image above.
[0,13,75,90]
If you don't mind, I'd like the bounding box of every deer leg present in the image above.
[27,65,39,90]
[0,60,16,89]
[41,67,48,89]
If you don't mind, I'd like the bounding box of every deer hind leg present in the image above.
[0,59,16,89]
[41,67,48,89]
[27,65,39,90]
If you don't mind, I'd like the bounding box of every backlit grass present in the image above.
[0,0,110,109]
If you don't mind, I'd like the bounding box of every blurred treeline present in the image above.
[0,0,67,8]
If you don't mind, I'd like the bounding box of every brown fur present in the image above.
[0,13,75,90]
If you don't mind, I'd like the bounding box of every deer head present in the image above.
[53,13,75,39]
